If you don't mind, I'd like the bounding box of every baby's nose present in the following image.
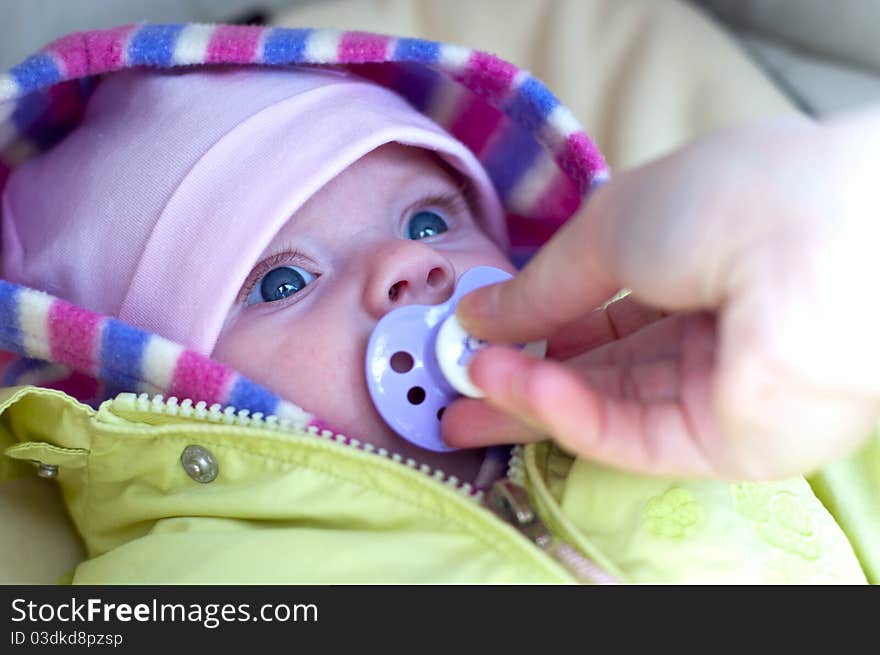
[363,240,455,319]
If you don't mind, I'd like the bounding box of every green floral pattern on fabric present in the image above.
[643,487,703,539]
[732,483,821,560]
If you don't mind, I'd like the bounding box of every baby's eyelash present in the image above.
[238,249,314,304]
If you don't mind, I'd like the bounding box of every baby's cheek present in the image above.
[212,313,374,428]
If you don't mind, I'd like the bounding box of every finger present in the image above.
[440,396,543,448]
[443,353,689,449]
[547,293,668,359]
[457,184,622,343]
[468,346,720,477]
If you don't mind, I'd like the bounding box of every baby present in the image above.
[1,65,516,484]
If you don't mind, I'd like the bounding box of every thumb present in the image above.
[457,183,621,344]
[458,127,774,344]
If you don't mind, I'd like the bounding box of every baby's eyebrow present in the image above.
[401,181,476,220]
[456,178,479,217]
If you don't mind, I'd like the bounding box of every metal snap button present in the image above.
[180,445,218,483]
[36,463,58,479]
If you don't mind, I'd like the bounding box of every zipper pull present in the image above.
[489,478,619,585]
[490,479,550,547]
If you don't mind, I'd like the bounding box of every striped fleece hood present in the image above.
[0,23,608,429]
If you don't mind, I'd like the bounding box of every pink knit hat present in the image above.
[1,66,505,356]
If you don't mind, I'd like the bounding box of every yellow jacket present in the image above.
[2,386,874,583]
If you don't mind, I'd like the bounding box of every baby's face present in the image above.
[213,144,514,480]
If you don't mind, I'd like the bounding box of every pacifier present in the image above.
[365,266,545,452]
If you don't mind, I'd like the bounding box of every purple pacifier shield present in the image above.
[365,266,512,452]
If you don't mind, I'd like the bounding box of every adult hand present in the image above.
[442,108,880,479]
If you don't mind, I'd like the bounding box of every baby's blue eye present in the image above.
[246,265,315,305]
[407,210,449,240]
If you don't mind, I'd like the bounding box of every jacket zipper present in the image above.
[493,446,620,584]
[109,392,487,498]
[108,392,617,583]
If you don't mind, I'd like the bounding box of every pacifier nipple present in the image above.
[365,266,545,452]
